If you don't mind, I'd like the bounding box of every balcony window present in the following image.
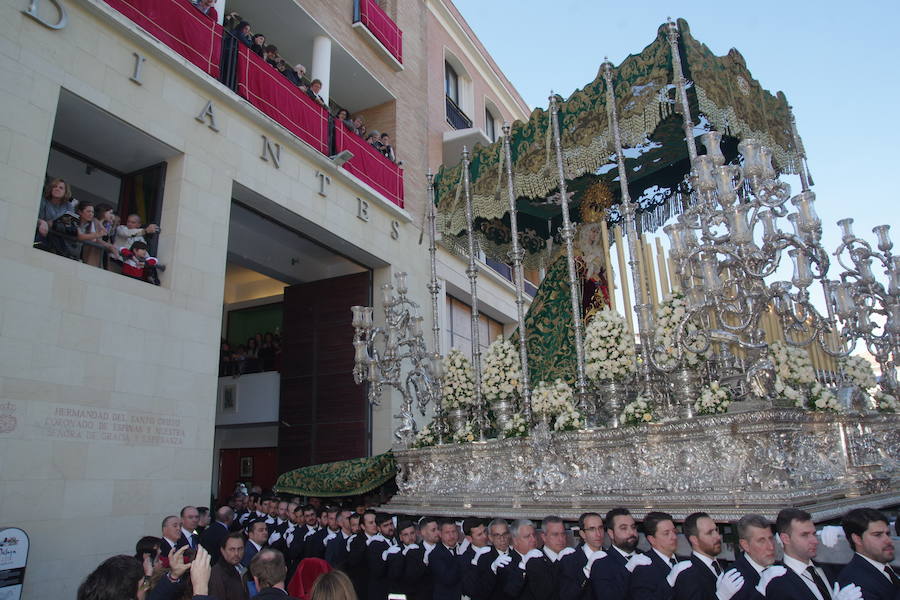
[485,107,497,142]
[446,295,503,360]
[445,62,459,104]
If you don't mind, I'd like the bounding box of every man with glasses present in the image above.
[560,512,605,600]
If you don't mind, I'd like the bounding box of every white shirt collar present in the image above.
[653,548,675,564]
[249,539,262,551]
[163,536,179,547]
[582,544,601,560]
[782,553,814,575]
[613,545,633,560]
[692,550,719,575]
[745,555,767,575]
[856,553,892,580]
[497,548,509,557]
[544,547,561,562]
[423,541,436,552]
[181,528,194,540]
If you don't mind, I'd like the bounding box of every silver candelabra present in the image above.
[351,272,443,447]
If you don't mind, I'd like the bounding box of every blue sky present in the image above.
[454,0,900,315]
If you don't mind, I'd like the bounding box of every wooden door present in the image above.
[217,447,279,501]
[278,272,371,474]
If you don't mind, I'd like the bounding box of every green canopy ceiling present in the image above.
[273,452,396,497]
[434,19,797,267]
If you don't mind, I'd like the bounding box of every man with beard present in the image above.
[501,519,558,600]
[590,508,647,600]
[325,509,355,569]
[431,517,465,600]
[730,514,776,600]
[671,512,739,600]
[209,531,249,600]
[305,506,340,559]
[395,516,440,600]
[560,512,605,600]
[386,520,419,599]
[365,512,396,600]
[629,511,680,600]
[837,508,898,600]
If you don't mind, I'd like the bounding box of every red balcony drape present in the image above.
[104,0,221,78]
[235,45,330,156]
[358,0,403,64]
[333,122,404,208]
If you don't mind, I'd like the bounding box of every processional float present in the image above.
[351,19,900,520]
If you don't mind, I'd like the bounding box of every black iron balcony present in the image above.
[446,96,472,130]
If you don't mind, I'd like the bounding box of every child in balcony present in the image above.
[119,241,160,284]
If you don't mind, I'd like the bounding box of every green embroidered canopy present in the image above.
[434,19,797,267]
[273,452,397,497]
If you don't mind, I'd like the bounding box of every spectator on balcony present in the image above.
[120,241,159,284]
[365,131,384,153]
[351,116,366,137]
[192,0,218,21]
[263,45,279,68]
[36,177,75,242]
[306,79,327,107]
[335,109,353,131]
[114,214,159,250]
[275,59,302,87]
[379,132,397,163]
[76,202,118,267]
[251,33,266,57]
[232,20,253,46]
[259,332,277,372]
[95,203,118,246]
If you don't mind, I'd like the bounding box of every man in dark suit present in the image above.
[179,506,202,551]
[471,519,516,600]
[209,531,249,600]
[394,516,440,600]
[248,548,300,600]
[160,515,182,558]
[560,512,605,600]
[364,512,396,600]
[347,510,378,599]
[500,519,558,600]
[201,506,235,566]
[431,517,465,600]
[837,508,898,600]
[325,509,355,569]
[590,507,644,600]
[242,519,269,569]
[671,511,738,600]
[385,519,418,598]
[460,517,491,599]
[630,511,680,600]
[762,508,860,600]
[305,506,340,560]
[730,514,777,600]
[541,516,574,573]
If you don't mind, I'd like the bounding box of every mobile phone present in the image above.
[388,595,407,600]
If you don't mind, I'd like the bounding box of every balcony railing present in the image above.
[353,0,403,64]
[446,96,472,130]
[103,0,404,209]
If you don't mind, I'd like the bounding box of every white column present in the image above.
[311,35,332,103]
[214,0,225,25]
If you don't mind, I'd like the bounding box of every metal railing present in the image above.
[446,96,472,129]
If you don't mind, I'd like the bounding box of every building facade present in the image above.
[0,0,529,596]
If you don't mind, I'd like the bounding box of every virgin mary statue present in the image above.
[511,222,610,385]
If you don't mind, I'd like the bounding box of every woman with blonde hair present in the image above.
[310,570,357,600]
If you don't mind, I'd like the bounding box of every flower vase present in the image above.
[670,367,699,419]
[597,380,626,428]
[492,398,515,433]
[446,407,469,435]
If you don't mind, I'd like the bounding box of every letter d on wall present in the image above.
[23,0,68,30]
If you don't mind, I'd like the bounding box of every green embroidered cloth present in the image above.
[273,452,396,497]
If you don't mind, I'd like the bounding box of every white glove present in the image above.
[423,546,434,566]
[346,534,357,553]
[833,582,863,600]
[285,532,294,546]
[382,545,402,561]
[367,533,386,546]
[625,553,653,573]
[755,565,787,595]
[557,547,576,559]
[265,517,275,524]
[715,569,745,600]
[304,528,317,540]
[583,550,607,578]
[518,549,544,570]
[667,560,694,587]
[491,553,512,574]
[402,543,420,556]
[818,526,845,548]
[324,531,337,545]
[471,545,492,565]
[268,531,281,545]
[457,539,470,556]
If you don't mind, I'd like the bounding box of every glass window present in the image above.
[485,107,496,142]
[445,295,503,361]
[445,62,458,104]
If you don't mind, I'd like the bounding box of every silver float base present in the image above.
[385,409,900,522]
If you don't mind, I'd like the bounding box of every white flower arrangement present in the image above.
[652,294,709,369]
[841,355,877,390]
[532,379,576,418]
[769,341,818,406]
[482,339,522,403]
[584,309,637,384]
[694,380,731,415]
[553,405,584,432]
[441,348,475,410]
[621,396,654,426]
[411,422,436,448]
[873,390,899,413]
[798,381,841,412]
[451,420,477,444]
[501,413,530,439]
